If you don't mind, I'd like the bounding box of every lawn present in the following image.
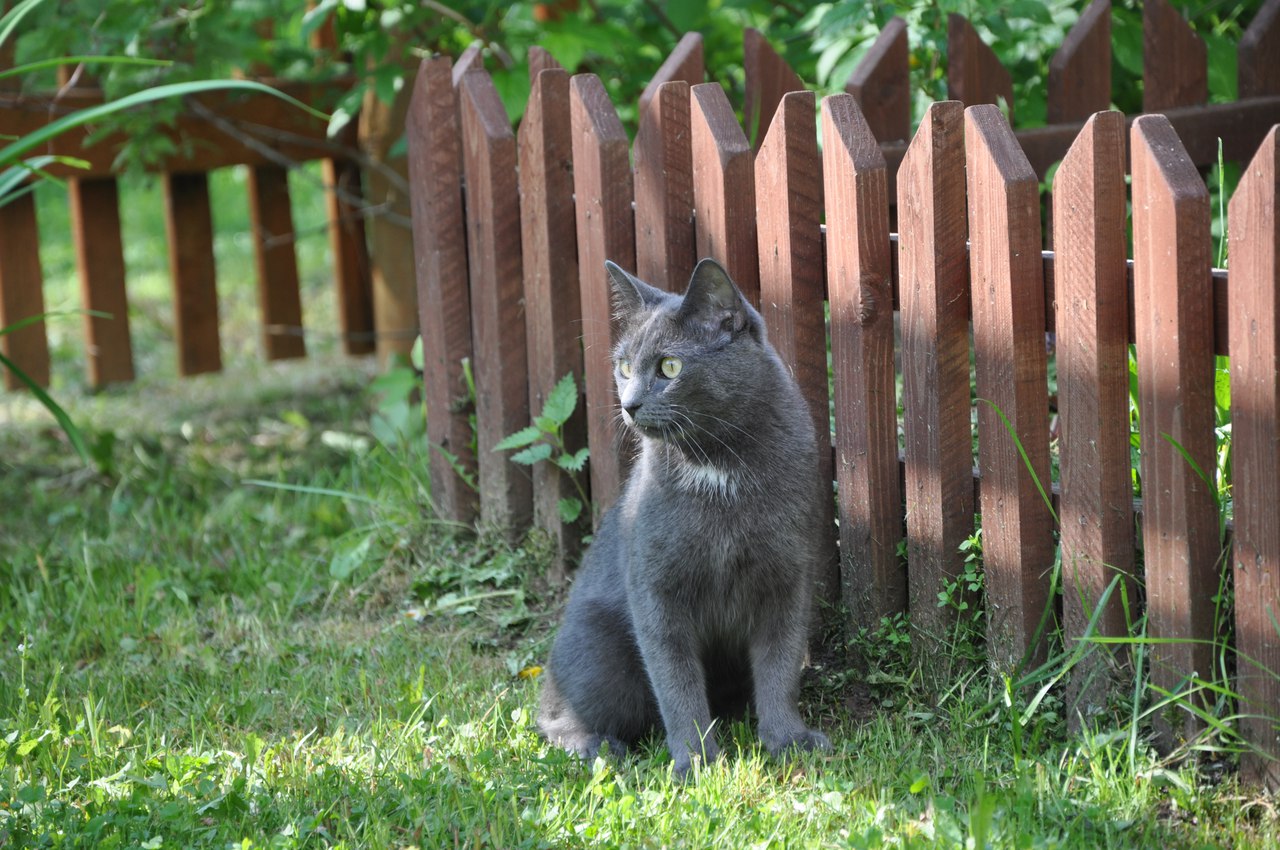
[3,170,1279,849]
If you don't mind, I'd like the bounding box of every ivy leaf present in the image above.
[493,426,541,452]
[511,443,553,466]
[542,373,578,428]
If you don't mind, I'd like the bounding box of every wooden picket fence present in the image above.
[0,68,375,388]
[409,0,1280,786]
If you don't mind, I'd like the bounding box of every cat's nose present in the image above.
[623,401,642,421]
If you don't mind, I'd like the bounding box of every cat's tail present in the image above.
[537,670,628,762]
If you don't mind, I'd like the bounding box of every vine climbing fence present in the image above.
[408,0,1280,788]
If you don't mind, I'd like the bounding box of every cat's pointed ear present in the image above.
[606,261,666,320]
[678,258,757,338]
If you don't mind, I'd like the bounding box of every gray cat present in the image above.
[537,257,831,777]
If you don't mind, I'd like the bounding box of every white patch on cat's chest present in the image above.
[675,460,738,500]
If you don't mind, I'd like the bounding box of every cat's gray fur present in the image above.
[537,258,831,776]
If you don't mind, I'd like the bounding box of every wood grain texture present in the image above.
[1143,0,1208,112]
[822,94,904,627]
[520,65,585,577]
[163,172,222,377]
[845,17,911,145]
[570,73,635,521]
[1047,0,1112,125]
[691,82,758,307]
[1131,114,1218,750]
[756,90,838,606]
[459,69,533,538]
[1052,111,1135,715]
[0,191,50,389]
[246,164,306,361]
[897,101,973,658]
[634,80,695,292]
[406,55,478,526]
[965,104,1055,673]
[69,177,133,386]
[743,27,806,151]
[1240,0,1280,98]
[528,45,564,80]
[638,31,703,118]
[947,14,1014,125]
[1228,126,1280,790]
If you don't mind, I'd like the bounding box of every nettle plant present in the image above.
[494,372,589,525]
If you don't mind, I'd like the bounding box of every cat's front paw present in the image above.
[671,739,721,780]
[763,727,832,758]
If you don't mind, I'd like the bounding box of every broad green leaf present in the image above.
[556,446,589,473]
[542,372,578,427]
[558,497,583,524]
[410,335,424,371]
[494,426,542,452]
[511,443,553,466]
[329,533,373,580]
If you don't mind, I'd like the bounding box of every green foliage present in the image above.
[495,372,589,525]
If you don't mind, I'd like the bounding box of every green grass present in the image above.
[3,359,1278,849]
[4,167,1279,848]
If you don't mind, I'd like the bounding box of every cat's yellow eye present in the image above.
[660,357,682,379]
[619,359,633,378]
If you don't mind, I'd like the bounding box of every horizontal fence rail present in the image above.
[408,1,1280,787]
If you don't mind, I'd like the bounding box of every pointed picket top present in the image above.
[822,93,901,627]
[1130,113,1217,752]
[690,82,758,307]
[570,73,635,519]
[965,103,1053,673]
[947,14,1014,125]
[744,27,806,150]
[1240,0,1280,98]
[1142,0,1207,111]
[1048,0,1112,124]
[634,79,695,292]
[1052,110,1133,721]
[528,45,565,81]
[845,16,911,144]
[896,100,972,665]
[1228,125,1280,789]
[639,31,704,117]
[451,41,484,86]
[755,88,837,605]
[407,55,478,526]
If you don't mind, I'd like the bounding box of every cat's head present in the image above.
[604,258,769,443]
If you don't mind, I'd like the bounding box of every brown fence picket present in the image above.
[634,80,695,292]
[1053,111,1134,714]
[822,93,903,627]
[69,177,133,386]
[164,173,222,377]
[948,14,1014,125]
[570,73,635,520]
[965,104,1055,672]
[246,165,306,360]
[898,101,973,657]
[743,28,806,150]
[0,192,49,390]
[1047,0,1111,125]
[459,69,532,537]
[845,16,911,145]
[322,145,375,357]
[639,32,703,118]
[1143,0,1208,112]
[756,90,837,604]
[1228,126,1280,790]
[690,82,759,307]
[1240,0,1280,98]
[1131,114,1218,749]
[407,55,478,526]
[520,61,585,576]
